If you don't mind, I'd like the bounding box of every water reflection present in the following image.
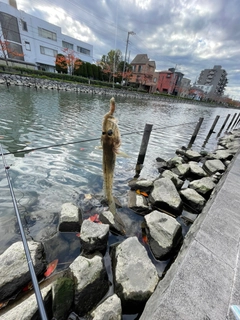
[0,86,238,260]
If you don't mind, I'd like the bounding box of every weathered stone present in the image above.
[52,277,74,320]
[188,161,207,179]
[144,210,182,260]
[172,163,190,178]
[99,210,125,235]
[112,237,159,313]
[80,220,109,254]
[1,284,52,320]
[58,202,82,232]
[0,241,46,301]
[128,178,154,191]
[149,177,183,216]
[127,190,150,215]
[161,170,184,190]
[213,149,234,161]
[189,177,216,198]
[180,188,206,213]
[91,294,122,320]
[203,159,225,175]
[69,253,109,316]
[167,156,184,168]
[185,149,202,161]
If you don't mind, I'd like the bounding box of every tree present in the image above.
[55,48,82,75]
[100,49,122,82]
[73,59,82,76]
[55,53,68,73]
[86,62,93,78]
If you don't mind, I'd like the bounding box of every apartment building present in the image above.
[0,0,93,71]
[196,65,228,96]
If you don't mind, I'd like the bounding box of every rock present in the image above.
[149,178,183,216]
[188,161,207,179]
[161,170,184,190]
[112,237,159,313]
[58,202,82,232]
[99,210,125,235]
[180,188,206,214]
[185,149,202,161]
[155,157,168,172]
[1,284,52,320]
[128,178,154,192]
[91,294,122,320]
[144,210,182,260]
[0,241,46,301]
[213,149,234,161]
[79,220,109,254]
[127,190,150,215]
[203,159,225,175]
[69,253,109,316]
[52,277,74,320]
[172,163,190,179]
[167,156,184,168]
[189,177,216,199]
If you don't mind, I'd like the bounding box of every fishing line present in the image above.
[1,118,214,156]
[0,144,48,320]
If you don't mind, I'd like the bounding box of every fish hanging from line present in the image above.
[101,97,121,216]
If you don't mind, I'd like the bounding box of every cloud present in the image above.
[10,0,240,99]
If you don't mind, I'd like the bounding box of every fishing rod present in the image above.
[0,144,48,320]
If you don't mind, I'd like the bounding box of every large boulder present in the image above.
[69,253,109,316]
[58,202,82,232]
[149,178,183,216]
[144,210,182,260]
[172,163,190,179]
[161,170,184,190]
[112,236,159,313]
[91,294,122,320]
[180,188,206,214]
[185,149,202,162]
[0,241,46,301]
[189,177,216,199]
[80,220,109,254]
[127,190,150,215]
[188,161,207,179]
[203,159,225,175]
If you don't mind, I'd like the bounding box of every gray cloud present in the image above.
[12,0,240,99]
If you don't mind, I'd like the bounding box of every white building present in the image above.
[0,0,93,71]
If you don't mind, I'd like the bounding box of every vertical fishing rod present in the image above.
[0,145,48,320]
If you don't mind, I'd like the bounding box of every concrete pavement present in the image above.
[140,148,240,320]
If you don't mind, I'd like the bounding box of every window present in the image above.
[40,46,57,57]
[25,41,31,50]
[77,46,90,55]
[62,41,73,50]
[166,74,171,78]
[7,42,24,61]
[38,27,57,41]
[21,19,28,31]
[138,65,142,72]
[0,12,21,43]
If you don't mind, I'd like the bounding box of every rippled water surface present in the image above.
[0,86,238,260]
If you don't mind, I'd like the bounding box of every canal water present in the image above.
[0,86,238,316]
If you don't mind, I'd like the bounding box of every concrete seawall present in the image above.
[140,146,240,320]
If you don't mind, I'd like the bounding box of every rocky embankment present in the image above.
[0,129,239,320]
[0,73,202,104]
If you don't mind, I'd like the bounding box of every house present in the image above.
[0,0,93,71]
[155,68,184,95]
[178,78,191,97]
[129,54,156,92]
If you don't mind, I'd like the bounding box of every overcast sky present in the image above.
[5,0,240,99]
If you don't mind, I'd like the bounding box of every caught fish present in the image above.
[44,259,58,278]
[101,97,121,215]
[136,189,148,197]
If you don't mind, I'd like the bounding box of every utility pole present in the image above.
[122,31,135,85]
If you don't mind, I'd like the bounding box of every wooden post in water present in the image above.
[202,115,220,148]
[135,123,153,178]
[231,113,240,130]
[226,113,237,132]
[187,117,204,149]
[217,114,230,137]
